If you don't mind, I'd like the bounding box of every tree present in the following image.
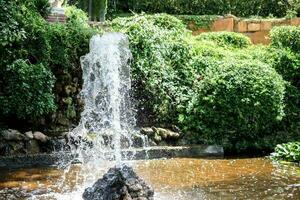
[95,0,107,22]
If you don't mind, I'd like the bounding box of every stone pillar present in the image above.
[47,0,66,23]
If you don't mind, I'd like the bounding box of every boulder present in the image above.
[33,132,48,143]
[25,140,40,154]
[83,165,154,200]
[24,131,34,140]
[1,129,25,141]
[154,128,180,140]
[140,127,154,136]
[7,141,24,155]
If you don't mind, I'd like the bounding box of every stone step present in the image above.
[0,145,223,169]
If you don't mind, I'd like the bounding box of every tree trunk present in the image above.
[89,0,93,21]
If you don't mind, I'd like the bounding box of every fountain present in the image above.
[71,32,153,199]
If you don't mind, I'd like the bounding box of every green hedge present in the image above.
[195,32,252,48]
[112,0,292,17]
[270,26,300,53]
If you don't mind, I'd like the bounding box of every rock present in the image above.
[33,132,48,143]
[24,131,34,140]
[7,141,24,155]
[140,127,154,136]
[154,128,180,140]
[153,133,162,143]
[1,129,25,141]
[149,140,157,146]
[25,140,40,154]
[83,164,154,200]
[57,114,70,126]
[131,133,150,148]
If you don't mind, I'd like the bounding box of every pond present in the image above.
[0,157,299,200]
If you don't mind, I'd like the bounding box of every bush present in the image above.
[0,60,56,120]
[271,142,300,162]
[287,0,300,17]
[268,28,300,141]
[112,14,287,152]
[46,7,94,71]
[182,60,286,149]
[112,14,195,123]
[263,49,300,146]
[195,32,252,48]
[270,26,300,52]
[111,0,290,17]
[0,3,94,126]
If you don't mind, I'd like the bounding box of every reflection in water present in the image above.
[0,158,299,200]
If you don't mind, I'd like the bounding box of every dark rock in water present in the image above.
[83,165,154,200]
[1,129,25,141]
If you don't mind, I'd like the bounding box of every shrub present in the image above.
[0,60,56,120]
[287,0,300,17]
[0,0,26,47]
[270,26,300,52]
[0,3,94,126]
[183,60,286,149]
[195,32,252,48]
[268,28,300,140]
[265,48,300,143]
[112,14,195,123]
[111,0,290,17]
[45,13,94,71]
[271,142,300,162]
[112,14,287,152]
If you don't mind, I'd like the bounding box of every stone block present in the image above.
[291,18,300,26]
[261,21,272,31]
[212,18,234,32]
[248,23,261,32]
[271,19,290,26]
[235,21,248,32]
[247,30,270,45]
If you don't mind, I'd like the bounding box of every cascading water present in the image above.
[73,32,135,166]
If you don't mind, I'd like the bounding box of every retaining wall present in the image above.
[189,16,300,44]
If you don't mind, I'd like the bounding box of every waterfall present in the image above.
[72,32,135,166]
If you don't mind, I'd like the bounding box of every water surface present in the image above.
[0,158,299,200]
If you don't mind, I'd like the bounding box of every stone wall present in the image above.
[189,16,300,44]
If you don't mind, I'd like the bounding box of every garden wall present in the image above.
[189,16,300,44]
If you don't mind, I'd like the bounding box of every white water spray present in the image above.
[73,32,135,166]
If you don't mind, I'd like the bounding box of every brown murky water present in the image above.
[0,158,299,200]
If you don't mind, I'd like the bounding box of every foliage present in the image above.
[195,32,252,48]
[266,35,300,145]
[112,14,287,152]
[110,0,291,17]
[286,0,300,17]
[0,2,94,124]
[176,15,219,30]
[112,14,194,123]
[271,142,300,162]
[0,60,56,120]
[183,60,285,149]
[46,6,95,71]
[0,0,26,47]
[73,0,108,21]
[270,26,300,52]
